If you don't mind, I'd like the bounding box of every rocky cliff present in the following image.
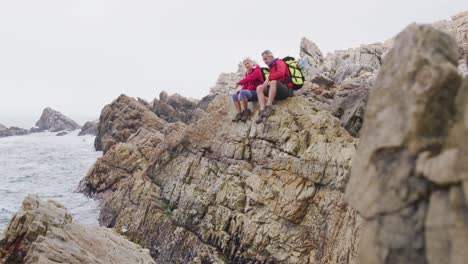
[80,92,361,263]
[33,107,81,132]
[0,195,154,264]
[345,24,468,264]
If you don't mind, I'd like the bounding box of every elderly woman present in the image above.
[232,58,264,122]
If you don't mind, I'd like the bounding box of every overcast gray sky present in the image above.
[0,0,466,127]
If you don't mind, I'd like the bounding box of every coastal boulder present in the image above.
[0,195,155,264]
[78,120,98,136]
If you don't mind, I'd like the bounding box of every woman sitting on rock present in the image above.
[232,57,264,122]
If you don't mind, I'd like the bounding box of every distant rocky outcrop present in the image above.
[346,24,467,264]
[78,120,98,136]
[80,93,361,263]
[33,107,81,132]
[0,195,155,264]
[0,123,29,138]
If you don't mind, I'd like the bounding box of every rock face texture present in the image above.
[152,91,208,124]
[80,94,361,263]
[0,124,29,138]
[78,120,98,136]
[209,62,246,95]
[94,95,166,154]
[33,107,81,132]
[345,24,467,264]
[431,11,468,54]
[0,195,155,264]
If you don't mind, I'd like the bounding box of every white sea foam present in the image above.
[0,131,101,232]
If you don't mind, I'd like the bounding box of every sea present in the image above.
[0,131,101,232]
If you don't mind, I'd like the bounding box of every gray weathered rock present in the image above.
[0,195,155,264]
[94,94,166,154]
[330,88,369,137]
[209,62,246,95]
[152,92,204,124]
[78,120,98,136]
[346,24,466,264]
[34,107,81,132]
[56,131,68,136]
[0,124,29,138]
[300,37,325,80]
[432,10,468,55]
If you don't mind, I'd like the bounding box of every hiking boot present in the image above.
[255,116,264,124]
[241,109,252,122]
[261,105,274,118]
[232,112,242,122]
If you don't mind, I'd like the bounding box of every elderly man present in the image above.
[255,50,293,124]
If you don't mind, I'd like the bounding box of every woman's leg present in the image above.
[239,90,251,111]
[232,92,241,113]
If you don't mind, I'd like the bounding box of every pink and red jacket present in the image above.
[238,64,264,91]
[268,59,293,88]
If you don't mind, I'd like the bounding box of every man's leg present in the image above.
[267,80,277,106]
[257,85,266,111]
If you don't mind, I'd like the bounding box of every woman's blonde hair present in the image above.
[242,57,255,64]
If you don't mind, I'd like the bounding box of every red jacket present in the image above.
[268,59,293,88]
[238,65,264,90]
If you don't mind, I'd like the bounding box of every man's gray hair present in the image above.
[261,50,274,57]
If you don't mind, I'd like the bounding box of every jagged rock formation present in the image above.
[152,91,207,124]
[94,95,166,153]
[78,120,98,136]
[345,24,468,264]
[0,123,29,138]
[80,94,361,263]
[427,11,468,53]
[330,88,369,137]
[209,62,246,95]
[33,107,81,132]
[0,195,155,264]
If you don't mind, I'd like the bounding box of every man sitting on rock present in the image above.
[256,50,293,124]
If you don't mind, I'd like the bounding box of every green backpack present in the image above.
[260,67,270,82]
[283,56,305,90]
